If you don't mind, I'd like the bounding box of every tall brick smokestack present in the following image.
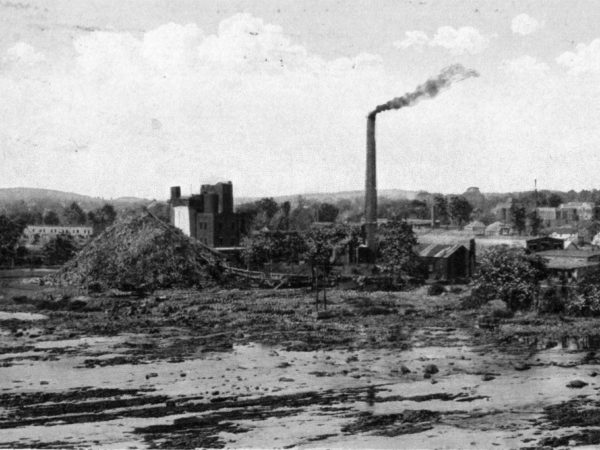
[365,114,377,254]
[364,64,478,257]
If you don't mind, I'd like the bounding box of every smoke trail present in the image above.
[368,64,479,118]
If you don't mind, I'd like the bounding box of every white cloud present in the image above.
[511,14,543,35]
[0,13,392,198]
[501,55,550,76]
[431,26,489,55]
[3,42,45,65]
[11,13,600,199]
[394,26,489,55]
[557,39,600,74]
[394,30,429,49]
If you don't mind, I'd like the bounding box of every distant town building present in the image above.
[536,207,557,226]
[463,220,485,236]
[558,202,597,221]
[405,218,437,229]
[416,242,475,281]
[536,202,599,227]
[492,198,513,223]
[536,249,600,281]
[525,236,564,253]
[485,221,512,236]
[22,225,93,246]
[169,182,244,248]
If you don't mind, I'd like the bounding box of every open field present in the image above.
[3,271,600,448]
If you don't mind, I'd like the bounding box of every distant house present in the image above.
[536,249,600,281]
[22,225,93,247]
[463,220,486,236]
[536,207,557,227]
[525,236,564,253]
[405,218,437,229]
[492,198,513,223]
[548,227,581,249]
[485,221,512,236]
[416,242,475,281]
[539,203,599,228]
[558,202,597,222]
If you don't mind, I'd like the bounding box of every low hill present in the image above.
[237,188,419,205]
[0,187,151,211]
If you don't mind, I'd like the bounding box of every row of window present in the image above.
[28,228,91,235]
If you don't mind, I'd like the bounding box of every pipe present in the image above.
[365,114,377,256]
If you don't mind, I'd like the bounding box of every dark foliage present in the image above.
[472,246,546,311]
[42,234,78,265]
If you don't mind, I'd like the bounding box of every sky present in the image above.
[2,1,600,199]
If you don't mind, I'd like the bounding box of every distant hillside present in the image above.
[0,187,151,211]
[237,188,418,205]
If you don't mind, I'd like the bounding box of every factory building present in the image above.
[22,226,93,247]
[169,182,244,248]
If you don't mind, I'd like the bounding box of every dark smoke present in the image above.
[368,64,479,118]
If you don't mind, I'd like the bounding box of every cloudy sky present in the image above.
[2,0,600,199]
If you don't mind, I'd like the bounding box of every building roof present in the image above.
[559,202,594,209]
[526,236,564,243]
[417,243,466,258]
[465,220,485,229]
[485,221,509,231]
[545,259,600,270]
[405,218,434,225]
[537,249,600,258]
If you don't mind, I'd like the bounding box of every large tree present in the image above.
[510,203,527,235]
[64,202,86,225]
[432,195,449,224]
[448,196,473,226]
[241,231,307,268]
[42,234,78,265]
[528,210,542,236]
[474,246,546,311]
[43,210,60,225]
[571,268,600,316]
[88,203,117,233]
[302,224,361,274]
[0,215,26,267]
[236,197,280,231]
[317,203,339,222]
[378,219,419,283]
[547,193,563,208]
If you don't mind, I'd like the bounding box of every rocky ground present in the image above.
[2,269,600,448]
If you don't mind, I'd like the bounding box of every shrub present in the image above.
[472,246,546,311]
[567,269,600,316]
[427,283,446,296]
[536,286,565,314]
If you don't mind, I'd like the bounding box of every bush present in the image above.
[484,299,512,318]
[565,294,600,316]
[42,234,78,265]
[427,283,446,296]
[536,287,565,314]
[472,246,546,311]
[567,270,600,316]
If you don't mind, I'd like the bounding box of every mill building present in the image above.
[169,182,244,248]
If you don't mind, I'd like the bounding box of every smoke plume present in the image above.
[368,64,479,118]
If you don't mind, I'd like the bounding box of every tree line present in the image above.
[241,220,421,288]
[0,201,120,268]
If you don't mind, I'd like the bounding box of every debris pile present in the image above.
[52,212,223,291]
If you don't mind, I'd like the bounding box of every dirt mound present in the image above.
[52,212,224,291]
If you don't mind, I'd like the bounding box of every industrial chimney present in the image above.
[365,114,377,256]
[363,64,478,261]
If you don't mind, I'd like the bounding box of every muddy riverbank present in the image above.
[3,272,600,448]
